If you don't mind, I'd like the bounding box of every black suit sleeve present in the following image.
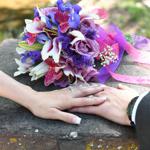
[135,92,150,150]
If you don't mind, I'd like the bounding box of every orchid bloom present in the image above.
[44,67,63,86]
[61,58,85,82]
[63,67,85,82]
[41,38,62,63]
[25,19,45,34]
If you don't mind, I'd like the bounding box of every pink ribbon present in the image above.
[105,25,150,85]
[108,69,150,85]
[124,43,150,65]
[108,42,150,85]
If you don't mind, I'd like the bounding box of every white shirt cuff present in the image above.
[131,91,149,124]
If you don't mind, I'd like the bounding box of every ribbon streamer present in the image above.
[98,24,150,85]
[108,70,150,85]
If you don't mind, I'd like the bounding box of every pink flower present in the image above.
[55,10,70,33]
[26,33,37,45]
[44,67,63,86]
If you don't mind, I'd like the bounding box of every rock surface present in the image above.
[0,39,149,150]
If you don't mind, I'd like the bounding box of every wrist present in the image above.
[123,115,131,126]
[17,85,36,110]
[0,71,36,110]
[127,96,139,127]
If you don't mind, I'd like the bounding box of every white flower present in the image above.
[29,62,49,81]
[16,47,26,55]
[14,59,31,77]
[25,19,45,34]
[41,40,52,61]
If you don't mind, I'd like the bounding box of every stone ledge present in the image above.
[0,39,149,149]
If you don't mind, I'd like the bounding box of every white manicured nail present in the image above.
[101,96,107,100]
[73,117,82,125]
[94,96,107,101]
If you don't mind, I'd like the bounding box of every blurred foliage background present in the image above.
[0,0,150,42]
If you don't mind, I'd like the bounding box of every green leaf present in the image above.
[125,34,134,44]
[18,41,43,51]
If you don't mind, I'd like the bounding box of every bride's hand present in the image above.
[27,85,106,124]
[0,71,106,125]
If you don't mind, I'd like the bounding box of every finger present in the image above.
[73,85,105,98]
[69,106,97,114]
[71,96,107,107]
[54,109,82,125]
[117,84,131,90]
[94,91,108,97]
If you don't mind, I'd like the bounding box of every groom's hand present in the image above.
[70,84,139,126]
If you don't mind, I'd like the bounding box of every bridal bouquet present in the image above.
[14,0,150,87]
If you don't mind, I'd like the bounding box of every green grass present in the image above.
[110,0,150,37]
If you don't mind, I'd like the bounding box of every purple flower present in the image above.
[70,38,100,57]
[58,35,71,49]
[69,12,80,29]
[37,33,49,44]
[56,0,81,29]
[57,0,81,13]
[21,51,41,65]
[47,13,58,25]
[80,19,97,39]
[34,7,39,18]
[45,16,52,29]
[73,4,81,14]
[54,75,70,87]
[59,56,85,82]
[72,53,94,68]
[41,7,58,25]
[57,0,72,12]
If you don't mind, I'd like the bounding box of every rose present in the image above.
[70,37,100,57]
